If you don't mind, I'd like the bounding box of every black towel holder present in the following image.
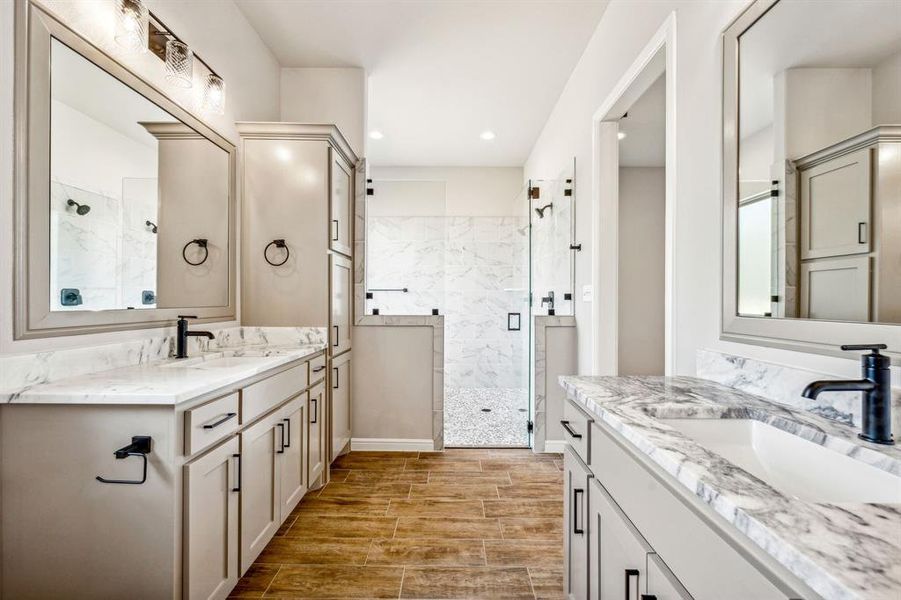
[96,436,152,485]
[264,239,290,266]
[182,238,209,266]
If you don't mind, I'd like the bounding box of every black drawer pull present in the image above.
[333,366,339,389]
[858,222,868,244]
[283,418,291,448]
[641,596,658,600]
[332,219,339,241]
[333,325,339,346]
[561,420,582,439]
[276,423,285,454]
[572,488,585,535]
[625,569,639,600]
[203,412,237,430]
[312,365,326,373]
[311,397,318,424]
[232,453,241,492]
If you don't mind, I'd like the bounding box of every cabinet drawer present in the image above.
[242,364,308,424]
[309,354,327,384]
[590,420,800,600]
[184,392,239,456]
[562,399,593,465]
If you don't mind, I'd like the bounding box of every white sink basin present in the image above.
[661,418,901,504]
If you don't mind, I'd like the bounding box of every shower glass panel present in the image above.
[530,172,575,317]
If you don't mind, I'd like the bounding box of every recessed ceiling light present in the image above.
[480,130,496,141]
[617,131,627,140]
[369,130,384,140]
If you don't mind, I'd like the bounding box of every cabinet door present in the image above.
[184,435,240,600]
[240,411,282,573]
[308,382,326,486]
[330,254,352,356]
[564,447,592,600]
[330,352,352,460]
[646,553,694,600]
[799,256,870,321]
[330,148,353,256]
[589,478,652,600]
[278,395,307,517]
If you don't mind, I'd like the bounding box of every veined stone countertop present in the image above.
[559,375,901,600]
[1,344,326,406]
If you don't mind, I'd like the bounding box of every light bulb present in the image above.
[202,73,226,115]
[114,0,148,53]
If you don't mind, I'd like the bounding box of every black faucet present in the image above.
[175,315,215,359]
[802,344,894,445]
[541,291,556,316]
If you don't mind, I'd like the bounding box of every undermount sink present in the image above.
[661,418,901,504]
[163,355,279,370]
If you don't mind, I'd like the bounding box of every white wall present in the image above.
[371,167,525,217]
[523,0,899,385]
[280,68,367,159]
[872,51,901,126]
[618,167,665,375]
[0,0,281,356]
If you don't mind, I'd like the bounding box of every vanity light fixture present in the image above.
[164,39,193,88]
[202,73,226,115]
[369,130,384,140]
[480,130,496,141]
[113,0,148,53]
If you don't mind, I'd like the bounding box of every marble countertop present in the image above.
[1,344,326,406]
[560,375,901,600]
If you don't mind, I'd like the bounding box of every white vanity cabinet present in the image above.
[563,446,592,600]
[330,351,352,459]
[308,381,327,484]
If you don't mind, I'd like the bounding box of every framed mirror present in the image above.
[14,1,236,339]
[722,0,900,362]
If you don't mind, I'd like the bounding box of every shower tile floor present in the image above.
[445,387,530,447]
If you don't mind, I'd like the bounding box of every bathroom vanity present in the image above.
[0,344,332,599]
[560,375,901,600]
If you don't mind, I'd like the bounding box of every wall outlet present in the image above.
[582,285,593,302]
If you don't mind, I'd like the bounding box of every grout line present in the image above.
[261,564,282,597]
[482,539,488,567]
[526,566,537,600]
[363,539,374,566]
[398,565,406,600]
[392,516,400,539]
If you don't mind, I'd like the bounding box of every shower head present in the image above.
[145,220,158,234]
[67,199,90,216]
[534,203,553,219]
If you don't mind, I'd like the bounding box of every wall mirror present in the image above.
[15,2,236,339]
[722,0,900,361]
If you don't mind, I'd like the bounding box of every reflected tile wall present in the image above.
[367,215,529,389]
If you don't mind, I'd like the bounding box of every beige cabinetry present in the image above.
[308,381,327,484]
[563,446,592,600]
[330,148,354,256]
[330,351,352,459]
[239,406,284,572]
[278,397,307,516]
[330,253,353,356]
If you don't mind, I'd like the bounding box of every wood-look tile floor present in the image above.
[231,449,564,599]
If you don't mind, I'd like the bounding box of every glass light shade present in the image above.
[165,39,193,88]
[202,74,226,115]
[113,0,148,53]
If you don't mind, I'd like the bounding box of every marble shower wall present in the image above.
[367,215,530,389]
[531,178,574,316]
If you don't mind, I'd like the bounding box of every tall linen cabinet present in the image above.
[238,123,356,478]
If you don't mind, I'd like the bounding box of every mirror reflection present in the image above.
[50,38,230,312]
[737,0,901,324]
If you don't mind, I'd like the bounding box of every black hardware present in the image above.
[141,290,156,305]
[541,291,555,313]
[803,344,893,445]
[625,569,640,600]
[432,308,439,315]
[333,366,339,389]
[527,420,534,433]
[572,488,585,534]
[641,596,658,600]
[232,453,241,492]
[96,436,152,485]
[770,294,780,303]
[182,238,209,266]
[858,222,868,244]
[60,288,82,306]
[560,420,582,439]
[564,293,572,301]
[203,412,237,430]
[145,220,158,233]
[264,239,290,266]
[529,186,540,200]
[366,292,374,299]
[372,308,380,315]
[569,243,582,251]
[311,397,318,424]
[548,308,556,316]
[564,188,572,197]
[367,188,374,196]
[508,312,521,331]
[175,315,215,359]
[770,179,779,197]
[333,325,339,346]
[369,288,409,293]
[332,219,339,241]
[277,423,285,453]
[67,198,91,215]
[283,418,291,448]
[312,365,326,373]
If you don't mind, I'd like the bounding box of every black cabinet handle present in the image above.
[333,325,339,346]
[203,412,237,429]
[625,569,639,600]
[572,488,585,535]
[333,366,339,389]
[276,423,285,454]
[641,596,657,600]
[858,222,868,244]
[232,453,241,492]
[313,365,326,373]
[332,219,339,241]
[283,418,291,448]
[311,397,318,424]
[561,420,582,439]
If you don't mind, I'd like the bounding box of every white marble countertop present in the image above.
[1,344,326,406]
[560,375,901,600]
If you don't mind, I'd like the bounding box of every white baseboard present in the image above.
[543,440,567,454]
[350,438,435,452]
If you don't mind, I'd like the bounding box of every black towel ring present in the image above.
[182,238,209,266]
[264,239,290,266]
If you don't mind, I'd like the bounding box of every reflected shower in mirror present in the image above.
[736,0,901,324]
[49,38,230,312]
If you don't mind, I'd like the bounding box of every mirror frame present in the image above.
[721,0,899,364]
[13,0,237,340]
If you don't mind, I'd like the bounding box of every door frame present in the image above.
[590,13,677,376]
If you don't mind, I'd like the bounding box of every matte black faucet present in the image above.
[175,315,215,359]
[541,291,556,316]
[802,344,894,445]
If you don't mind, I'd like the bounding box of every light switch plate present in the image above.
[582,285,593,302]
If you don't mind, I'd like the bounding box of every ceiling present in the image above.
[619,74,665,168]
[235,0,609,166]
[739,0,901,138]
